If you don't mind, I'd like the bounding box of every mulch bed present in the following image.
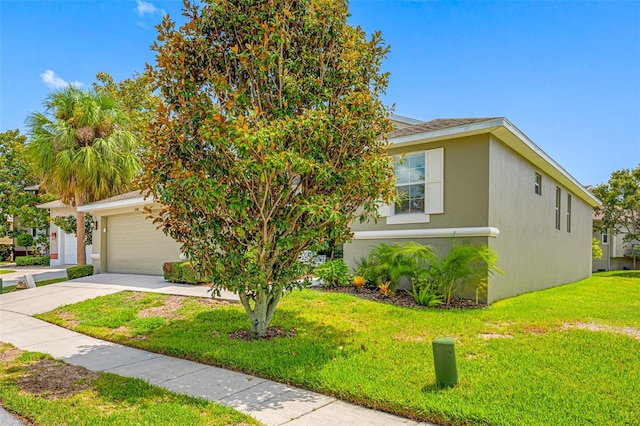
[317,286,486,310]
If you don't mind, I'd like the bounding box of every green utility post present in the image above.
[432,337,458,387]
[0,278,3,294]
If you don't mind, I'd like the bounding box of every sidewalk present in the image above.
[0,264,72,288]
[0,274,432,425]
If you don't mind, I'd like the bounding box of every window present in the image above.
[555,187,561,230]
[566,194,572,233]
[534,173,542,195]
[383,148,444,224]
[394,153,425,215]
[602,230,609,244]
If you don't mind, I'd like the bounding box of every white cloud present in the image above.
[136,0,165,17]
[40,70,82,89]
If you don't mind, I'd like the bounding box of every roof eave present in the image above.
[388,118,601,208]
[77,195,155,213]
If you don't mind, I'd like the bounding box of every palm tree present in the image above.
[27,86,140,265]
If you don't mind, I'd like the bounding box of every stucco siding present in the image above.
[487,135,592,302]
[350,134,491,234]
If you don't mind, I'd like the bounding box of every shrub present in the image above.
[314,259,350,287]
[0,244,13,261]
[67,265,94,280]
[361,242,436,294]
[163,262,206,284]
[406,271,442,307]
[426,243,502,305]
[15,255,50,266]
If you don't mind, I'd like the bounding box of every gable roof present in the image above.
[388,118,500,138]
[387,116,600,208]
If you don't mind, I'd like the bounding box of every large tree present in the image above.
[592,164,640,243]
[143,0,395,336]
[0,130,53,246]
[27,86,140,264]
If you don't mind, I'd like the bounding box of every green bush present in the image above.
[163,262,206,284]
[0,244,12,261]
[67,265,94,280]
[314,259,350,287]
[15,255,50,266]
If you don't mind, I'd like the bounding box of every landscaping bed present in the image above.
[35,273,640,425]
[319,286,486,310]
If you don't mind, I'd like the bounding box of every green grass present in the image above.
[1,277,67,293]
[36,273,640,425]
[0,344,259,426]
[0,269,16,274]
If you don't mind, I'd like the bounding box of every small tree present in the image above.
[592,237,603,260]
[16,233,34,256]
[143,0,394,337]
[592,164,640,243]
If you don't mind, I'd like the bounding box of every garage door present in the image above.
[106,213,182,274]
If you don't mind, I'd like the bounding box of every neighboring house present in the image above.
[343,116,601,304]
[592,215,639,271]
[37,200,92,266]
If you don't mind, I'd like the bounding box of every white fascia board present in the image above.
[389,114,424,126]
[389,118,505,148]
[496,119,601,208]
[353,227,500,240]
[77,196,153,213]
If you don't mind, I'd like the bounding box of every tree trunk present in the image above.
[75,193,86,265]
[238,288,283,338]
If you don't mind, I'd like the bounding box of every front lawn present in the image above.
[0,344,259,426]
[36,273,640,425]
[0,269,15,274]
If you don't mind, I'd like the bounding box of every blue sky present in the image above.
[1,0,638,186]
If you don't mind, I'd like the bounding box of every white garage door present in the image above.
[106,213,182,274]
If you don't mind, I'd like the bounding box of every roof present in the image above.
[388,118,500,138]
[389,114,424,127]
[387,117,601,208]
[85,190,146,205]
[77,190,153,213]
[37,200,69,209]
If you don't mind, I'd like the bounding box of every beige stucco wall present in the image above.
[486,135,592,302]
[350,134,491,235]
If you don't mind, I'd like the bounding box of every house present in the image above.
[37,199,92,265]
[592,214,639,271]
[39,115,600,305]
[343,116,601,303]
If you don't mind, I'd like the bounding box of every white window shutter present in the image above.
[378,203,391,217]
[425,148,444,214]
